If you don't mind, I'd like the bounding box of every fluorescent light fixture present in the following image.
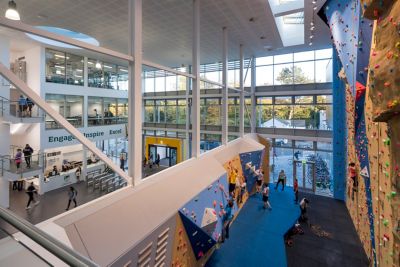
[119,69,128,72]
[282,12,304,25]
[87,62,94,65]
[76,69,83,72]
[74,75,82,78]
[103,65,113,69]
[56,69,62,75]
[95,62,102,69]
[5,0,20,21]
[55,65,65,69]
[54,54,65,58]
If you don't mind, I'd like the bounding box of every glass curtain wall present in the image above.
[88,97,129,126]
[45,49,84,85]
[45,94,83,129]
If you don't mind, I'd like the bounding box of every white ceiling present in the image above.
[0,0,331,67]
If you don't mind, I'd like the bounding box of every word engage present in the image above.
[48,129,122,143]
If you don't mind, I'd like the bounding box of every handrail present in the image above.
[0,206,99,267]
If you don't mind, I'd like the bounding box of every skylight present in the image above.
[282,12,304,25]
[26,26,99,49]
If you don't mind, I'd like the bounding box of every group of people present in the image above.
[143,153,161,169]
[92,108,114,125]
[14,144,34,170]
[18,95,35,117]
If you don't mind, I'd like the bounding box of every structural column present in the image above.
[250,56,256,133]
[128,0,142,184]
[239,44,244,137]
[221,27,228,145]
[191,0,200,157]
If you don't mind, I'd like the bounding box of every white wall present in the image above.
[10,123,41,152]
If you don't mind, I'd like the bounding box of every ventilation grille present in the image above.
[154,228,170,267]
[137,242,153,267]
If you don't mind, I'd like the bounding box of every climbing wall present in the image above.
[223,155,248,209]
[239,150,263,194]
[323,0,400,265]
[171,214,197,267]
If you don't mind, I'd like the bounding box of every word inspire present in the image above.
[48,129,122,143]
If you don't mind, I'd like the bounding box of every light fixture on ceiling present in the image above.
[312,0,317,4]
[5,0,20,20]
[309,35,314,39]
[309,42,313,46]
[95,61,102,69]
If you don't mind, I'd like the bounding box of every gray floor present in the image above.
[0,165,168,239]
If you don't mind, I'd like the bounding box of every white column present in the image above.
[221,27,228,145]
[185,66,191,160]
[250,56,256,133]
[83,57,88,87]
[82,146,87,179]
[191,0,200,157]
[83,95,88,127]
[128,0,142,184]
[0,36,10,208]
[239,44,244,137]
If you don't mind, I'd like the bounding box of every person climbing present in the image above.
[262,183,272,210]
[65,187,78,211]
[25,182,39,209]
[348,162,357,200]
[299,197,310,222]
[221,199,234,242]
[275,170,286,191]
[23,144,33,168]
[256,170,263,193]
[294,178,299,204]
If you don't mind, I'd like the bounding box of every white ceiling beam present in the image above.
[274,8,304,17]
[143,60,195,79]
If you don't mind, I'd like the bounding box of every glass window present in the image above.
[65,53,84,85]
[103,63,117,89]
[272,147,294,185]
[103,98,117,124]
[256,65,273,86]
[257,97,273,104]
[88,59,103,88]
[177,99,186,124]
[166,75,177,91]
[295,96,313,104]
[314,151,333,196]
[274,138,292,147]
[88,97,103,126]
[155,76,165,92]
[144,100,155,123]
[317,95,332,104]
[45,94,65,129]
[273,105,292,128]
[45,49,66,84]
[117,66,128,91]
[315,59,332,83]
[204,98,221,125]
[294,51,314,62]
[315,104,333,130]
[274,63,293,85]
[295,140,313,149]
[315,48,332,59]
[293,105,314,129]
[145,73,155,93]
[257,103,273,127]
[177,76,187,91]
[228,97,238,126]
[65,95,83,127]
[293,61,314,84]
[275,96,292,105]
[317,141,333,151]
[244,68,251,87]
[274,53,293,64]
[155,100,165,123]
[166,100,177,123]
[256,56,273,66]
[117,98,128,124]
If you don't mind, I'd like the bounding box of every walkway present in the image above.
[285,192,369,267]
[206,185,300,267]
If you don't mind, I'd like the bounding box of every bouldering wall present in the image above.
[223,155,248,209]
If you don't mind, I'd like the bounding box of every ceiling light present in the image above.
[309,42,313,46]
[310,26,315,30]
[313,6,317,10]
[76,69,82,72]
[310,35,314,39]
[56,69,62,75]
[119,69,128,72]
[312,0,317,4]
[5,0,20,21]
[95,61,102,69]
[103,65,113,69]
[310,22,314,26]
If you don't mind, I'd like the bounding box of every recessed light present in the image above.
[249,17,255,22]
[260,36,266,40]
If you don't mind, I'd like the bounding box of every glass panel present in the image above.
[88,97,103,126]
[165,100,177,123]
[145,73,155,93]
[293,61,314,84]
[103,98,117,124]
[294,51,314,62]
[257,97,273,104]
[314,151,333,196]
[45,49,65,84]
[315,59,332,83]
[315,48,332,59]
[117,98,128,123]
[155,100,165,123]
[256,56,273,66]
[295,140,313,149]
[273,105,292,128]
[272,147,293,185]
[274,53,293,64]
[88,59,103,88]
[45,94,64,129]
[155,76,165,92]
[316,95,332,104]
[177,99,186,124]
[274,63,293,85]
[275,96,292,105]
[315,104,333,130]
[275,138,292,147]
[145,105,155,122]
[103,63,117,89]
[117,66,129,91]
[65,53,84,85]
[257,104,273,127]
[65,95,83,127]
[295,96,313,104]
[317,141,333,151]
[256,65,273,86]
[293,105,314,129]
[177,76,187,91]
[244,68,251,87]
[205,98,221,125]
[166,75,177,91]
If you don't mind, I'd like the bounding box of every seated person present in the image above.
[51,165,60,176]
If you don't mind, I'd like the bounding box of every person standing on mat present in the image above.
[275,170,286,191]
[294,178,299,204]
[299,197,309,222]
[221,199,234,242]
[25,182,39,209]
[256,170,263,193]
[66,187,78,211]
[262,183,272,210]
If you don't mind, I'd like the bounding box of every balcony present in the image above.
[0,96,44,124]
[0,153,44,180]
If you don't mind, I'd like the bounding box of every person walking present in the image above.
[18,95,27,117]
[120,151,127,171]
[275,170,286,191]
[23,144,34,168]
[155,153,160,168]
[26,97,34,117]
[25,182,39,209]
[294,178,299,204]
[15,148,22,171]
[66,187,78,211]
[262,183,272,210]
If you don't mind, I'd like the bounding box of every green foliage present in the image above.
[276,66,313,85]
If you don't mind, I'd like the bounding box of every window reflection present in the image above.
[45,94,83,129]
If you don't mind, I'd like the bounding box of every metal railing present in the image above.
[0,153,45,176]
[0,206,99,266]
[0,95,43,119]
